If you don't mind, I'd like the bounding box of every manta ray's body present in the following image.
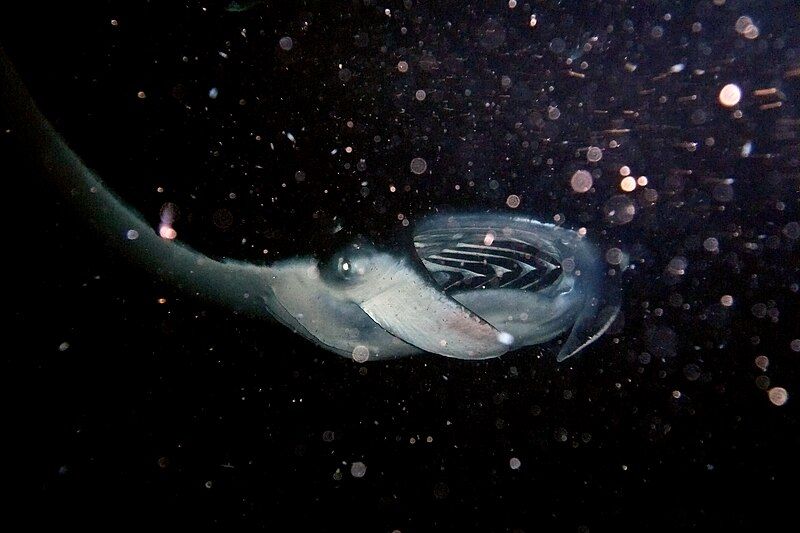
[2,51,619,362]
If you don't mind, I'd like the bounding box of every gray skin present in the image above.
[1,50,618,362]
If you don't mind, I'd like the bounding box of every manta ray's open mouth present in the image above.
[414,227,563,293]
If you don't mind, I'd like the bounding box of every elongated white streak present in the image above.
[438,249,532,275]
[420,260,487,280]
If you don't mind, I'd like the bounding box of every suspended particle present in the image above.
[620,176,636,192]
[768,387,788,406]
[782,221,799,240]
[605,247,624,265]
[352,345,370,363]
[666,256,688,275]
[350,462,367,478]
[159,225,177,240]
[586,146,603,162]
[497,331,515,346]
[718,84,741,107]
[734,16,752,34]
[570,170,593,193]
[742,24,759,39]
[279,36,293,51]
[703,237,719,252]
[712,182,734,202]
[410,157,427,174]
[603,195,636,225]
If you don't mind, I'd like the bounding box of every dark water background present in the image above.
[3,1,799,530]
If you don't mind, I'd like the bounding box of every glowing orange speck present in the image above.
[768,387,788,406]
[719,84,742,107]
[620,176,637,192]
[159,225,177,240]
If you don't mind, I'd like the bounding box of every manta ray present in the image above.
[1,51,619,362]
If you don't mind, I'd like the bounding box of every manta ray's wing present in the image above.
[352,258,508,360]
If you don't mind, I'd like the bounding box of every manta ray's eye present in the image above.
[336,256,366,280]
[318,240,376,284]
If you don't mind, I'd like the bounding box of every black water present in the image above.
[4,1,799,530]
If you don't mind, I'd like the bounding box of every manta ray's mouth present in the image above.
[414,227,563,293]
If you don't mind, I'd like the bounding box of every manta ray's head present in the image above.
[317,238,404,299]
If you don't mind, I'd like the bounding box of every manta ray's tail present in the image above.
[0,49,275,319]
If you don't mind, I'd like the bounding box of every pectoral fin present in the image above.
[358,275,507,360]
[556,294,620,362]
